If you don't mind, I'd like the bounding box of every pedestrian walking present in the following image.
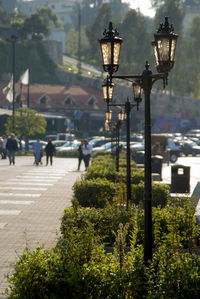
[77,140,84,170]
[45,139,55,166]
[2,136,8,159]
[82,140,92,170]
[32,138,43,166]
[6,133,18,165]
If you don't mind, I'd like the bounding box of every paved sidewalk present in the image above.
[0,156,83,297]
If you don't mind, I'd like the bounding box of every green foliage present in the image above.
[0,39,60,84]
[5,108,47,138]
[7,197,200,298]
[19,6,62,39]
[60,205,142,247]
[132,181,170,207]
[55,150,78,158]
[148,247,200,298]
[153,197,199,251]
[118,9,152,74]
[72,177,120,208]
[86,4,112,65]
[84,162,118,182]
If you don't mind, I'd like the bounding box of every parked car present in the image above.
[56,141,80,151]
[180,140,200,156]
[89,137,110,148]
[52,140,68,148]
[92,142,126,153]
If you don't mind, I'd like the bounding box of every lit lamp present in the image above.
[99,21,123,75]
[133,81,143,110]
[106,110,112,123]
[102,77,114,102]
[118,110,126,121]
[105,121,110,132]
[152,16,178,73]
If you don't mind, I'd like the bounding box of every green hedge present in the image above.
[55,150,78,158]
[60,205,142,246]
[7,199,200,298]
[132,181,170,207]
[72,177,122,208]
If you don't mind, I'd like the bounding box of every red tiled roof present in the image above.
[0,83,106,111]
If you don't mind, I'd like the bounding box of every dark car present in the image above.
[181,141,200,156]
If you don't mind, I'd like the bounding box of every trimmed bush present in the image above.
[7,199,200,298]
[131,181,170,207]
[61,205,143,246]
[73,177,122,208]
[55,150,78,158]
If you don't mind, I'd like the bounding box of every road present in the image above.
[0,156,83,297]
[63,55,102,76]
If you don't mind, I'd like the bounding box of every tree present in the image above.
[5,108,47,151]
[66,26,89,60]
[20,7,62,39]
[117,9,152,74]
[154,0,185,35]
[86,4,112,65]
[151,0,200,8]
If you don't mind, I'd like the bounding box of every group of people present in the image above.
[0,133,18,165]
[32,138,55,166]
[0,135,92,169]
[0,135,56,166]
[77,139,92,170]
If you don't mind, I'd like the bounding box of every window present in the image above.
[64,96,76,105]
[40,95,47,104]
[88,96,97,106]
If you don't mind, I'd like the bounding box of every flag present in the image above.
[6,88,13,103]
[2,75,13,95]
[2,75,13,103]
[20,69,29,85]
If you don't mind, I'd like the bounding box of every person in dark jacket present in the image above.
[77,140,84,170]
[6,133,18,165]
[45,139,55,166]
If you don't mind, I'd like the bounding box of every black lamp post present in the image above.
[7,34,17,132]
[103,77,137,209]
[99,17,178,263]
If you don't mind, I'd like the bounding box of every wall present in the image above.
[41,40,63,65]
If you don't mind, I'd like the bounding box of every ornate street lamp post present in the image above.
[99,17,178,263]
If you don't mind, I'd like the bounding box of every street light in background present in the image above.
[7,34,17,132]
[102,77,138,209]
[99,17,178,263]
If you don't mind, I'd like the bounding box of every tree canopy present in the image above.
[5,108,47,138]
[19,7,62,39]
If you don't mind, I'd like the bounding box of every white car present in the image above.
[56,141,80,151]
[92,142,126,153]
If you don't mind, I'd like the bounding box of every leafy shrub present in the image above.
[7,198,200,298]
[55,150,78,158]
[131,181,170,207]
[60,205,143,246]
[73,177,121,208]
[91,150,113,159]
[153,197,199,251]
[84,164,119,182]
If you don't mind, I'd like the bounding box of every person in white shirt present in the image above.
[82,140,92,170]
